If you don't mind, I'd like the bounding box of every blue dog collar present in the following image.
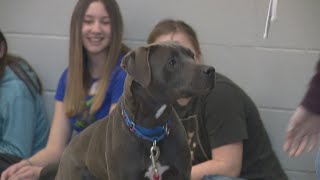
[121,103,171,142]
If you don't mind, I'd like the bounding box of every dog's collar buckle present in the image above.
[164,124,170,136]
[121,107,135,129]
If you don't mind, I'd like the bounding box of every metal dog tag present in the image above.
[150,141,160,179]
[150,143,160,165]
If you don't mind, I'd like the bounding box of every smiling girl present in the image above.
[1,0,129,179]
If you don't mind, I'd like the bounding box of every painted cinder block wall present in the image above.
[1,0,319,179]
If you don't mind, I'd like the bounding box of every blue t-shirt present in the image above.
[55,57,126,132]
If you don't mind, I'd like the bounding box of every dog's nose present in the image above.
[203,67,215,76]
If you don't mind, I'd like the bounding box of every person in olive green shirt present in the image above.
[147,19,288,180]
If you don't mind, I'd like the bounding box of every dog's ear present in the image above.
[121,46,151,87]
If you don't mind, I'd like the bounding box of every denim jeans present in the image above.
[202,175,246,180]
[316,150,320,179]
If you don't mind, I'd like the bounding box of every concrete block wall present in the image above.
[1,0,319,179]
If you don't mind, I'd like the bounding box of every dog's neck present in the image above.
[122,78,173,129]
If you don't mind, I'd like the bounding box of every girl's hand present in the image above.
[1,160,41,180]
[7,165,42,180]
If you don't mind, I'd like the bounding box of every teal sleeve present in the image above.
[0,95,35,158]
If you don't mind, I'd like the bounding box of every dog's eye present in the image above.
[186,49,195,59]
[168,58,176,66]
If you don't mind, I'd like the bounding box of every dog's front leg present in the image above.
[55,146,86,180]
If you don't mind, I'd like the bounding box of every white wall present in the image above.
[1,0,319,179]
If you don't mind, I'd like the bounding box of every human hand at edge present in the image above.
[7,164,42,180]
[1,160,30,180]
[283,106,320,157]
[1,160,41,180]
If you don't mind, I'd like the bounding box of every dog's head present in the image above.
[121,42,215,103]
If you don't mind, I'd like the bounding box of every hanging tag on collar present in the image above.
[150,140,160,180]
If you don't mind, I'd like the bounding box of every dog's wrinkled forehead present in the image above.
[150,42,195,60]
[121,42,195,88]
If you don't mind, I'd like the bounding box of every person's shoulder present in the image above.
[207,72,258,110]
[211,72,241,93]
[56,68,69,86]
[1,67,32,99]
[2,67,25,87]
[215,72,238,87]
[56,68,68,88]
[11,57,38,81]
[60,68,69,79]
[202,72,247,102]
[111,55,127,80]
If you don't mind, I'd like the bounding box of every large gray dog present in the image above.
[55,42,215,180]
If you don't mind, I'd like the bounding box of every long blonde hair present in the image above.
[65,0,127,117]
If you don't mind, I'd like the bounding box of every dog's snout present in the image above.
[203,67,215,76]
